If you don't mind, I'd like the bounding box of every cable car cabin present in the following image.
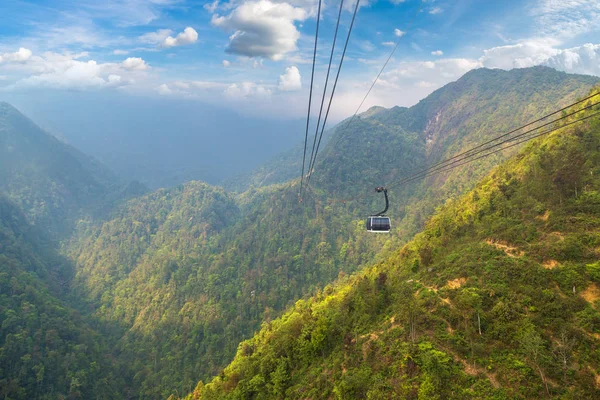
[366,186,391,233]
[366,216,391,233]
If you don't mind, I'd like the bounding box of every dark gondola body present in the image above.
[366,216,391,232]
[367,186,391,233]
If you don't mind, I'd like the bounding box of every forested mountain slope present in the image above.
[186,91,600,399]
[68,181,387,397]
[312,66,599,236]
[65,67,599,397]
[0,196,123,399]
[0,102,146,236]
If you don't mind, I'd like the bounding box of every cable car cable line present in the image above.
[386,92,600,180]
[392,110,600,189]
[299,0,323,198]
[385,99,600,189]
[361,110,600,233]
[366,187,391,233]
[314,99,599,207]
[304,0,346,197]
[306,0,361,190]
[329,0,425,153]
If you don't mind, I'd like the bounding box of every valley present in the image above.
[1,67,599,399]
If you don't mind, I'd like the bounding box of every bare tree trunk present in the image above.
[477,312,482,336]
[537,366,550,396]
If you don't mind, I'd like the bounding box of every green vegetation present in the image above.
[63,69,600,397]
[1,67,599,398]
[0,102,146,237]
[182,92,600,399]
[0,196,123,399]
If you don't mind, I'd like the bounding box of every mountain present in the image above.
[235,67,598,198]
[5,93,304,189]
[63,67,599,397]
[0,195,124,399]
[185,90,600,399]
[0,102,146,236]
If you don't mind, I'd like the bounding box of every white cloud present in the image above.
[390,0,406,4]
[222,60,231,67]
[157,83,172,95]
[278,65,301,91]
[0,48,32,63]
[394,28,405,37]
[122,57,149,70]
[429,7,443,15]
[531,0,600,42]
[204,0,220,13]
[225,81,272,98]
[382,42,395,47]
[113,49,130,55]
[163,27,198,48]
[544,43,600,76]
[139,27,198,48]
[481,41,600,77]
[328,57,483,119]
[211,0,308,60]
[0,50,154,91]
[431,50,443,56]
[140,29,174,44]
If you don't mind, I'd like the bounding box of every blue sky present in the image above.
[0,0,599,121]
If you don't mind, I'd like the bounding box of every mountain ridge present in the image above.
[183,88,600,400]
[63,67,600,397]
[0,101,146,236]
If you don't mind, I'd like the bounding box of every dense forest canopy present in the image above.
[183,88,600,400]
[1,67,599,399]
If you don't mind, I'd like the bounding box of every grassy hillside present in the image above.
[185,91,600,399]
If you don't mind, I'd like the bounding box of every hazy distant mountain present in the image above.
[0,102,146,236]
[4,93,304,189]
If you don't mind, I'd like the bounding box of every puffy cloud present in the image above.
[431,50,443,56]
[157,83,172,95]
[122,57,149,71]
[139,29,173,44]
[543,43,600,76]
[328,58,483,119]
[139,27,198,48]
[429,7,443,15]
[394,28,405,37]
[163,27,198,48]
[113,49,129,55]
[382,42,395,47]
[225,81,272,98]
[222,60,231,67]
[481,41,600,77]
[1,51,151,91]
[278,66,301,91]
[211,0,308,60]
[480,41,558,69]
[0,48,32,63]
